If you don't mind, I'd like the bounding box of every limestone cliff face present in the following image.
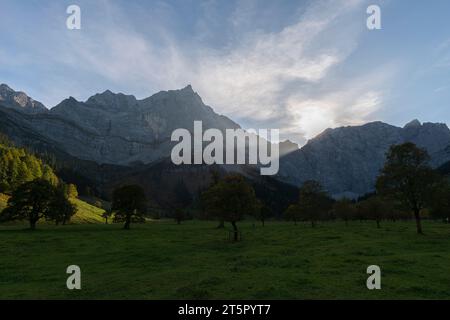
[2,85,240,166]
[278,120,450,198]
[0,84,47,113]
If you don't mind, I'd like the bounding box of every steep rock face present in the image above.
[0,84,47,113]
[402,120,450,165]
[3,85,240,166]
[278,120,450,198]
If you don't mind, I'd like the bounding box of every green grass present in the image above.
[70,198,105,224]
[0,193,105,224]
[0,220,450,299]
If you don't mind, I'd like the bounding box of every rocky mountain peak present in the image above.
[0,83,47,113]
[85,90,138,111]
[0,83,14,93]
[0,85,240,166]
[142,85,209,115]
[278,119,450,198]
[181,84,194,92]
[169,85,200,100]
[68,96,79,102]
[279,140,299,156]
[404,119,422,128]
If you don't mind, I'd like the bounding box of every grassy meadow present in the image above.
[0,219,449,299]
[69,198,105,224]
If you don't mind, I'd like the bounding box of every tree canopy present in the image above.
[376,142,439,234]
[1,179,75,229]
[284,204,301,225]
[297,180,333,227]
[112,185,147,229]
[333,198,356,226]
[0,142,58,193]
[357,196,387,228]
[429,179,450,222]
[172,179,192,224]
[202,174,258,241]
[46,186,77,225]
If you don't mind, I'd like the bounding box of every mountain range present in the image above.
[1,83,450,203]
[278,120,450,198]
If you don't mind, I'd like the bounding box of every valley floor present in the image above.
[0,220,449,299]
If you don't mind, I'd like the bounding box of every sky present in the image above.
[1,0,450,145]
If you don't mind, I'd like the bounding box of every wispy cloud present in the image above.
[1,0,396,144]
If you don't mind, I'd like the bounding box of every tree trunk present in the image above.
[30,219,37,230]
[345,219,348,226]
[261,219,265,227]
[105,217,108,225]
[311,220,316,228]
[216,220,225,229]
[231,221,239,242]
[413,208,423,234]
[376,219,380,229]
[124,216,131,230]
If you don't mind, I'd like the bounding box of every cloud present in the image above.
[1,0,395,144]
[189,0,392,142]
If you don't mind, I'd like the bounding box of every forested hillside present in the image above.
[0,136,104,223]
[0,193,9,211]
[0,135,58,193]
